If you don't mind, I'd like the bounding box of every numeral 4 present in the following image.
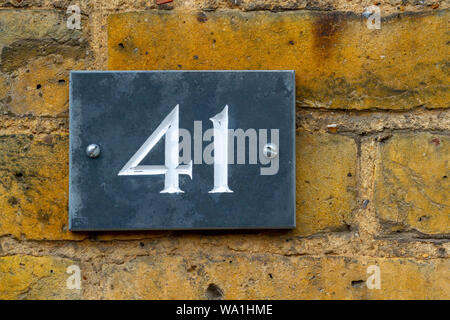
[118,105,192,193]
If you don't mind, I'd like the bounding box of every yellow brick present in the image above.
[0,255,81,300]
[100,254,450,299]
[375,133,449,235]
[0,10,86,116]
[0,135,86,240]
[0,73,7,97]
[7,55,84,116]
[108,10,449,110]
[295,132,357,235]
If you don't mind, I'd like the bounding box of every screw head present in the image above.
[86,144,100,158]
[263,143,278,159]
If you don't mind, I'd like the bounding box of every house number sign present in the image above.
[69,71,295,230]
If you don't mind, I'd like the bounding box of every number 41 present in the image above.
[118,105,233,194]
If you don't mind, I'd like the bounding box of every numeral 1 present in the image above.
[209,105,233,193]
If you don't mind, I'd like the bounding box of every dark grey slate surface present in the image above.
[69,71,295,230]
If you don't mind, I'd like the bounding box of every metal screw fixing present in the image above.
[263,143,278,159]
[86,144,101,158]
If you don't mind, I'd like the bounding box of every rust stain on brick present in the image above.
[431,137,440,146]
[312,12,348,59]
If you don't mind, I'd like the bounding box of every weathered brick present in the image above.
[99,254,449,299]
[0,134,85,240]
[7,55,84,116]
[108,10,449,110]
[295,132,357,235]
[0,10,85,71]
[0,10,86,116]
[0,72,7,104]
[0,255,81,300]
[374,132,449,235]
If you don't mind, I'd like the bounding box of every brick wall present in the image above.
[0,0,448,299]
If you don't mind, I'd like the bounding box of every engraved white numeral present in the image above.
[209,105,233,193]
[118,105,192,193]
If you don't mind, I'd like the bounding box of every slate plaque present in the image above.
[69,71,295,230]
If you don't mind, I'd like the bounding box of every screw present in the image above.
[263,143,278,159]
[86,144,100,158]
